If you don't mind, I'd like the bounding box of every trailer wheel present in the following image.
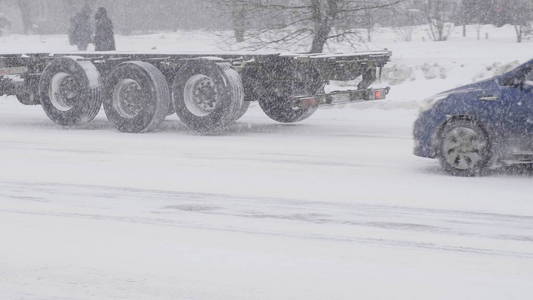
[103,61,170,133]
[259,94,319,123]
[16,90,39,105]
[172,61,244,133]
[255,65,322,124]
[38,56,103,126]
[233,101,250,121]
[223,64,249,121]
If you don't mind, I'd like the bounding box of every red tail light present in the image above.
[374,90,384,100]
[300,97,319,107]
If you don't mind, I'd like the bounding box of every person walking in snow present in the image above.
[94,7,115,51]
[69,4,92,51]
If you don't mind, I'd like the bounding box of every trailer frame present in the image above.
[0,50,391,133]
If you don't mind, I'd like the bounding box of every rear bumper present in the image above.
[291,87,390,108]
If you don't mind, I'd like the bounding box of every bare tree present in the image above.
[0,4,10,36]
[477,0,533,43]
[457,0,485,37]
[209,0,249,42]
[361,0,375,42]
[232,1,248,42]
[506,0,532,43]
[218,0,404,53]
[389,1,424,42]
[423,0,456,41]
[457,0,496,39]
[310,0,405,52]
[17,0,32,34]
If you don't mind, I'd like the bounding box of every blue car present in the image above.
[414,60,533,176]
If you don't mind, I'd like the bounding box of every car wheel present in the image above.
[438,119,491,177]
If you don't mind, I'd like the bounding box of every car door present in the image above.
[501,69,533,151]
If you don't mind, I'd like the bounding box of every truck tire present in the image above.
[172,61,244,133]
[223,64,249,121]
[234,101,250,121]
[254,65,322,124]
[259,94,319,123]
[15,77,40,105]
[103,61,170,133]
[16,91,39,105]
[38,56,103,126]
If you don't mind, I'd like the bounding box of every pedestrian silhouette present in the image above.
[94,7,116,51]
[69,5,92,51]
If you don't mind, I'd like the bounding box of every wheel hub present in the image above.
[49,72,80,111]
[112,79,144,119]
[183,74,218,117]
[442,127,487,170]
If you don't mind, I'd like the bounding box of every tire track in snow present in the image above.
[0,181,532,259]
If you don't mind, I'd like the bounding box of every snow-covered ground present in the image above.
[1,25,533,300]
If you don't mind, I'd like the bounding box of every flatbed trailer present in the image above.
[0,50,391,133]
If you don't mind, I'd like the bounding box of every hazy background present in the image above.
[0,0,530,40]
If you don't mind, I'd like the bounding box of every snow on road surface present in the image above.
[1,100,532,300]
[1,27,533,299]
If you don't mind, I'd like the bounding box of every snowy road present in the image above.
[1,98,532,299]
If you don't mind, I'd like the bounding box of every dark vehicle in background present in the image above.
[414,60,533,176]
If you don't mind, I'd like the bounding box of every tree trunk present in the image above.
[438,22,444,41]
[234,28,245,43]
[365,7,373,42]
[311,22,330,53]
[232,3,246,43]
[17,0,32,34]
[515,25,523,43]
[310,0,337,53]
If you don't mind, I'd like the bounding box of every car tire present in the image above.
[438,119,491,177]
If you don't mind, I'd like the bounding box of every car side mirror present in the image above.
[508,76,532,90]
[499,75,524,87]
[513,78,524,87]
